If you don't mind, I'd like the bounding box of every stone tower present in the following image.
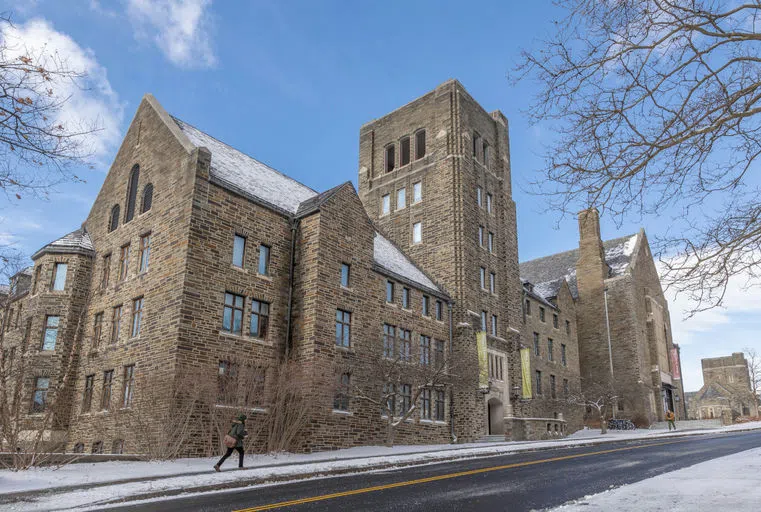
[358,80,523,440]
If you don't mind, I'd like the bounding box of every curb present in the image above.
[4,427,761,509]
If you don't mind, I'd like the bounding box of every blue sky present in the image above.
[1,0,759,393]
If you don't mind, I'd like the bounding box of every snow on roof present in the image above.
[173,117,318,215]
[373,233,441,293]
[520,233,639,299]
[32,228,95,260]
[48,229,94,252]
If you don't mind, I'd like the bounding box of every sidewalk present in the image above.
[552,445,761,511]
[2,421,760,511]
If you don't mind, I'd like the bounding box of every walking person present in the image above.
[214,413,247,471]
[666,409,676,431]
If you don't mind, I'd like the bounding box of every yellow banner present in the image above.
[476,331,488,389]
[521,348,532,399]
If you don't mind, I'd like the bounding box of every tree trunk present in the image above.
[599,413,607,434]
[385,419,395,447]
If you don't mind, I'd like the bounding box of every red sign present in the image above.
[670,348,681,380]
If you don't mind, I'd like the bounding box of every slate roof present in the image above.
[695,382,739,401]
[32,228,94,260]
[373,233,442,295]
[173,117,319,215]
[171,116,441,295]
[520,233,639,299]
[295,182,350,218]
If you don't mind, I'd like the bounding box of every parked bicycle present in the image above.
[607,418,636,430]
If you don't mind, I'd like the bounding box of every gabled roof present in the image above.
[32,228,95,260]
[373,233,443,296]
[520,233,639,299]
[696,382,735,401]
[295,182,351,218]
[173,117,318,216]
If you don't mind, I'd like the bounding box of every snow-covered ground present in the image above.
[1,421,759,511]
[552,446,761,511]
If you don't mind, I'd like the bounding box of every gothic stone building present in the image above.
[1,80,589,456]
[520,209,687,426]
[687,353,758,423]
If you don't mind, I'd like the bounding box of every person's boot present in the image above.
[214,464,221,472]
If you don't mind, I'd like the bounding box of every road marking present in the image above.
[234,438,692,511]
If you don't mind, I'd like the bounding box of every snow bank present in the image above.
[552,446,761,511]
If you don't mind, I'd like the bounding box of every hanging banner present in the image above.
[521,347,532,399]
[670,348,681,380]
[476,331,488,389]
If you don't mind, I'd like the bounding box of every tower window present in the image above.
[385,145,396,173]
[415,129,426,160]
[396,188,406,210]
[413,181,422,203]
[381,194,390,216]
[400,137,411,166]
[412,222,422,244]
[473,132,481,160]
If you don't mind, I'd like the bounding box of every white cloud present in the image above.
[0,18,124,163]
[126,0,215,68]
[662,262,761,392]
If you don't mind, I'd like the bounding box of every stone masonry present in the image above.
[0,80,686,457]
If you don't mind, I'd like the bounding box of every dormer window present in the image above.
[385,145,396,173]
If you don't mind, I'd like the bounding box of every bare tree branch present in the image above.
[514,0,761,315]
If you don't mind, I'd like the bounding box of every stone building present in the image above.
[358,80,581,440]
[687,353,758,422]
[1,80,593,456]
[519,278,583,436]
[520,209,686,426]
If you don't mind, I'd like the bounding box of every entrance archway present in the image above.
[487,398,504,435]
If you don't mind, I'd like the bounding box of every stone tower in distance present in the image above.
[358,79,523,440]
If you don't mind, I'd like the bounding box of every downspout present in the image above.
[285,218,300,359]
[603,287,616,419]
[448,301,457,443]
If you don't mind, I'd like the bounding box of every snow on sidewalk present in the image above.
[1,421,759,511]
[551,446,761,511]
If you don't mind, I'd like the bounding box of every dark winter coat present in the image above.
[228,420,246,448]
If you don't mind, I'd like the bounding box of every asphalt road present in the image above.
[108,430,761,512]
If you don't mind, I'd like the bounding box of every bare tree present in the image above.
[0,282,89,470]
[744,347,761,417]
[514,1,761,315]
[568,378,619,434]
[0,13,98,201]
[344,336,476,447]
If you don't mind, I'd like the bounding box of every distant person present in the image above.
[214,413,247,471]
[666,410,676,431]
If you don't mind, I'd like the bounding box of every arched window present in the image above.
[141,183,153,214]
[109,205,120,232]
[125,165,140,223]
[73,443,84,454]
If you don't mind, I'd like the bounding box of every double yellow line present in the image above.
[234,438,690,511]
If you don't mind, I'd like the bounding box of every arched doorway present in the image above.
[488,398,504,435]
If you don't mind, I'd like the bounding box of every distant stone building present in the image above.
[687,353,758,422]
[520,209,687,426]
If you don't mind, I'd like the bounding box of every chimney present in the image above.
[576,208,609,296]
